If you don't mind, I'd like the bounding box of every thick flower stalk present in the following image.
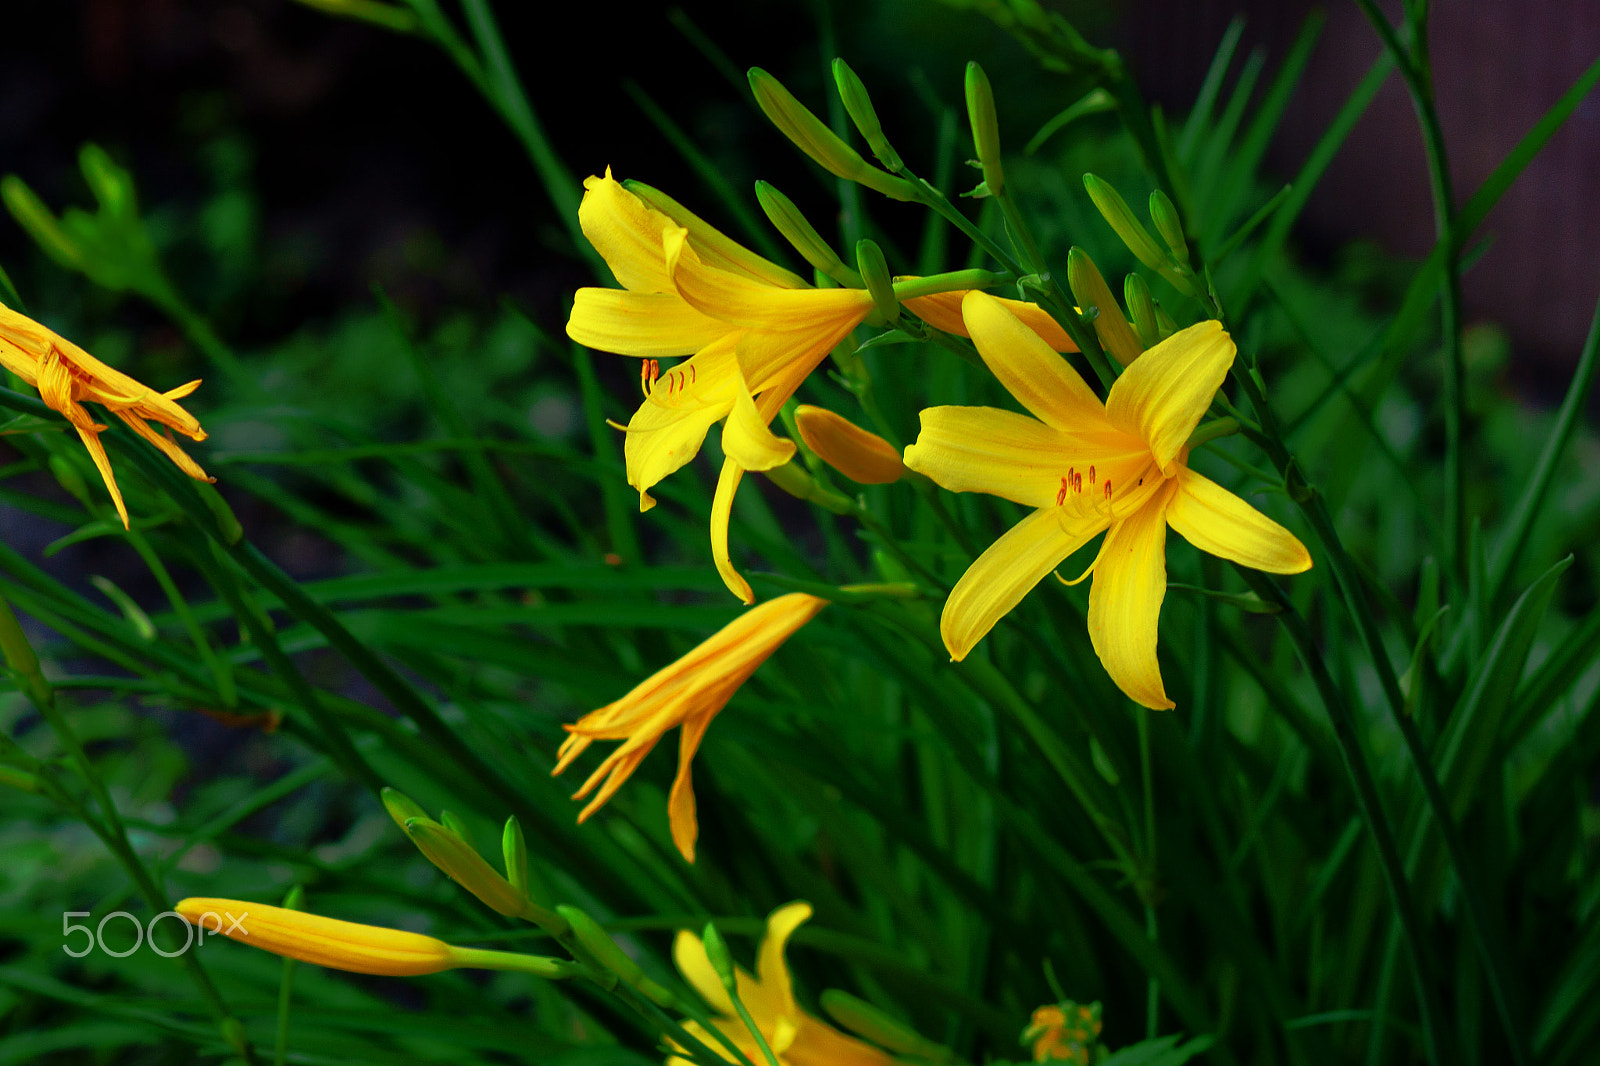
[566,171,876,603]
[670,902,894,1066]
[552,592,828,863]
[904,291,1311,709]
[0,301,210,528]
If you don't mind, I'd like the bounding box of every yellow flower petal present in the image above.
[1104,320,1234,475]
[1088,480,1179,709]
[903,289,1078,352]
[711,459,754,605]
[626,178,810,290]
[622,338,742,510]
[1166,466,1312,574]
[673,929,738,1016]
[667,229,874,333]
[668,713,713,864]
[567,289,731,357]
[942,506,1106,661]
[905,406,1071,508]
[723,382,798,472]
[577,169,678,293]
[756,901,812,1022]
[961,291,1109,432]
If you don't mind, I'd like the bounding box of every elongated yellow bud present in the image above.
[796,406,903,485]
[1066,249,1142,366]
[748,68,918,202]
[964,62,1005,198]
[833,59,902,171]
[175,898,460,976]
[754,182,860,287]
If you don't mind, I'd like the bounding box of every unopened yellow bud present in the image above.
[964,62,1005,198]
[832,59,902,172]
[1066,249,1142,366]
[1123,273,1160,349]
[175,898,460,976]
[1148,189,1187,260]
[403,817,526,918]
[754,182,860,287]
[796,406,903,485]
[748,68,918,202]
[1082,174,1166,273]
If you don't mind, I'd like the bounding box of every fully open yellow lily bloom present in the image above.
[904,291,1311,709]
[0,302,211,529]
[670,902,895,1066]
[552,592,828,863]
[175,898,459,976]
[567,171,875,603]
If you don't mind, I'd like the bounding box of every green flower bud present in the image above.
[380,787,429,831]
[964,62,1005,198]
[701,922,739,992]
[832,59,903,172]
[79,144,136,220]
[748,68,917,202]
[195,482,244,545]
[438,809,471,841]
[1148,189,1187,261]
[405,817,526,918]
[281,885,306,911]
[855,239,899,325]
[1066,248,1142,366]
[1,177,85,273]
[1123,273,1160,350]
[502,816,529,897]
[754,181,861,287]
[556,905,679,1007]
[1082,174,1166,273]
[0,765,39,794]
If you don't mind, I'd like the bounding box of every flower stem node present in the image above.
[965,62,1006,198]
[747,68,917,201]
[832,59,904,172]
[754,182,861,288]
[795,405,904,485]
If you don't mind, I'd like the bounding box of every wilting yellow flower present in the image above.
[566,171,875,603]
[175,898,459,976]
[795,405,902,484]
[670,902,895,1066]
[552,592,828,863]
[0,301,210,528]
[1022,1001,1103,1063]
[904,291,1311,709]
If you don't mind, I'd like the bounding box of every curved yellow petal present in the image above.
[942,506,1106,661]
[756,901,812,1023]
[1105,320,1234,474]
[711,460,755,604]
[622,339,742,509]
[788,1021,898,1066]
[578,170,677,293]
[961,291,1108,432]
[903,289,1078,352]
[674,930,737,1016]
[905,406,1067,508]
[1167,466,1312,574]
[1088,482,1178,709]
[567,289,730,357]
[667,229,874,332]
[667,713,712,863]
[722,382,797,472]
[626,179,809,290]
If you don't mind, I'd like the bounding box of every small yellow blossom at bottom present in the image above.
[1023,1000,1104,1063]
[669,902,895,1066]
[0,301,211,528]
[553,593,828,863]
[175,898,459,976]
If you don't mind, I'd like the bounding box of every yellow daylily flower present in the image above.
[566,171,875,603]
[175,897,460,976]
[0,301,211,529]
[552,592,828,863]
[1022,1001,1104,1063]
[904,291,1311,709]
[669,902,895,1066]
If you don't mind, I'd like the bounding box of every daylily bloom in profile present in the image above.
[566,171,876,603]
[670,901,895,1066]
[552,592,828,863]
[904,291,1311,709]
[0,301,210,528]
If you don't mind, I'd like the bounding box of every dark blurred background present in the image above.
[0,0,1596,393]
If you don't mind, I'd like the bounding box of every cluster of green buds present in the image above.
[1082,174,1209,307]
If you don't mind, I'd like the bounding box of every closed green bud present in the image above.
[748,68,917,202]
[1148,189,1187,260]
[855,239,898,325]
[282,884,306,911]
[701,922,739,992]
[1082,174,1167,273]
[556,905,678,1007]
[195,481,244,545]
[1066,248,1141,366]
[405,817,526,918]
[1153,300,1179,340]
[438,809,471,840]
[755,182,860,287]
[1123,273,1160,350]
[964,62,1005,198]
[821,989,952,1060]
[0,595,44,702]
[1,177,85,273]
[47,454,92,509]
[380,787,429,830]
[832,59,902,172]
[0,765,39,794]
[79,144,136,220]
[503,816,529,897]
